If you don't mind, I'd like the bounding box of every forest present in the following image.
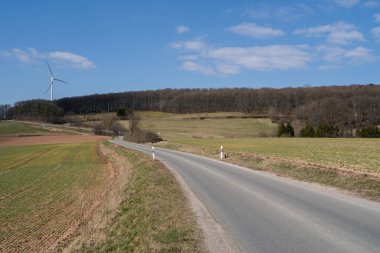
[2,84,380,137]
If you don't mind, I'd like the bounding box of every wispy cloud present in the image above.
[228,23,285,39]
[206,45,311,72]
[171,40,312,75]
[335,0,360,7]
[363,1,379,8]
[372,26,380,38]
[180,61,214,75]
[245,4,313,22]
[317,45,375,63]
[374,13,380,22]
[169,39,206,51]
[295,22,364,44]
[0,48,95,69]
[176,25,189,34]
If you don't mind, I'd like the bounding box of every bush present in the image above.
[300,125,315,137]
[357,126,380,138]
[315,124,340,137]
[278,123,294,137]
[94,122,105,135]
[111,121,127,136]
[124,129,162,143]
[116,108,128,119]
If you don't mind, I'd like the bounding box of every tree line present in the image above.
[3,85,380,136]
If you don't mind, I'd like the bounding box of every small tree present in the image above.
[116,108,127,119]
[300,125,315,137]
[129,113,139,134]
[278,123,294,137]
[0,104,11,120]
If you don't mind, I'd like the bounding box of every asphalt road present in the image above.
[111,139,380,253]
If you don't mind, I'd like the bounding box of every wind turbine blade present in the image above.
[46,61,53,76]
[45,83,52,94]
[55,78,68,84]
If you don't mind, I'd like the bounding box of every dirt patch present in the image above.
[0,135,110,147]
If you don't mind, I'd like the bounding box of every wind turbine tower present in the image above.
[46,62,68,101]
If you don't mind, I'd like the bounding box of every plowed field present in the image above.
[0,141,117,252]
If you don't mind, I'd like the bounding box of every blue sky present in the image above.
[1,0,380,104]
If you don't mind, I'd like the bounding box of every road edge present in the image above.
[110,139,241,253]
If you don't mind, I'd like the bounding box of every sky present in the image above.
[1,0,380,104]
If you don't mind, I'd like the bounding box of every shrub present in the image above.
[111,121,127,136]
[300,125,315,137]
[315,124,340,137]
[124,129,162,143]
[357,126,380,138]
[278,123,294,137]
[94,122,105,135]
[116,108,128,119]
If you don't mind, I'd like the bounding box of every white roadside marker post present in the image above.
[152,146,155,160]
[220,145,224,160]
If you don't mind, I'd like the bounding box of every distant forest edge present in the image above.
[2,85,380,137]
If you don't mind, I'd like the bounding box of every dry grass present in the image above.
[80,144,205,252]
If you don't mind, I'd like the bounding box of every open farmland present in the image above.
[0,121,52,136]
[122,112,380,200]
[121,111,278,139]
[0,141,115,252]
[164,137,380,175]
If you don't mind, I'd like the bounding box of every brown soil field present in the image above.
[0,135,110,147]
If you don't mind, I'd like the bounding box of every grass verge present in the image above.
[77,143,204,252]
[158,141,380,202]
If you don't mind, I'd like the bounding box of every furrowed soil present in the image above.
[0,142,123,252]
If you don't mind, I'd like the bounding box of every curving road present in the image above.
[111,139,380,253]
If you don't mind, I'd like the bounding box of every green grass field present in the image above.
[121,111,277,139]
[124,112,380,174]
[165,137,380,174]
[0,142,108,252]
[0,121,51,136]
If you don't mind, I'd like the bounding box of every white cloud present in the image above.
[48,51,95,69]
[216,64,241,75]
[176,25,189,34]
[228,23,285,39]
[374,13,380,22]
[372,26,380,37]
[180,61,214,75]
[363,1,379,7]
[171,38,312,75]
[335,0,360,7]
[205,45,311,71]
[170,40,206,51]
[317,45,375,64]
[295,22,364,44]
[0,48,95,69]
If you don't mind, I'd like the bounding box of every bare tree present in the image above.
[0,104,11,120]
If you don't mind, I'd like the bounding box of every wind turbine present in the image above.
[45,62,68,101]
